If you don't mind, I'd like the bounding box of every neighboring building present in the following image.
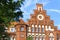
[6,4,60,40]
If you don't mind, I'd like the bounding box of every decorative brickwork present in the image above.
[7,4,60,40]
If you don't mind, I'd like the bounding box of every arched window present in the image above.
[28,27,31,32]
[36,27,38,32]
[32,27,34,32]
[49,36,54,40]
[39,35,45,40]
[39,25,41,32]
[42,28,44,32]
[42,25,44,32]
[49,33,54,40]
[31,25,35,32]
[38,27,40,32]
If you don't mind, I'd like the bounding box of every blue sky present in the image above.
[21,0,60,30]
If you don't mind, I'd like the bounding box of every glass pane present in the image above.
[20,27,24,31]
[49,37,54,40]
[42,28,44,32]
[10,28,15,32]
[40,35,45,40]
[36,28,38,32]
[38,28,40,32]
[32,27,34,32]
[36,37,38,40]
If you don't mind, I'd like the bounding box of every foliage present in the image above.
[0,0,24,26]
[0,0,24,39]
[27,35,33,40]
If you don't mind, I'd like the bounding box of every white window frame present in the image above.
[49,33,54,40]
[10,27,15,32]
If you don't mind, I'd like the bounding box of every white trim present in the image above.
[45,25,48,31]
[36,34,38,36]
[32,33,34,35]
[49,26,51,30]
[49,33,54,37]
[35,25,37,27]
[27,33,31,36]
[51,29,54,31]
[32,25,34,27]
[10,37,13,40]
[29,27,31,32]
[39,34,41,35]
[37,14,44,20]
[42,34,45,35]
[39,25,41,27]
[42,25,44,28]
[28,30,31,32]
[10,28,15,32]
[14,37,15,40]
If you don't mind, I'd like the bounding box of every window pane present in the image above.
[28,27,31,32]
[42,28,44,32]
[49,37,54,40]
[49,33,54,40]
[38,28,40,32]
[36,37,38,40]
[20,27,24,31]
[10,28,15,32]
[36,28,38,32]
[32,27,34,32]
[40,35,45,40]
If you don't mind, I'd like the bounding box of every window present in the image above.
[38,27,40,32]
[20,27,24,31]
[36,28,38,32]
[42,28,44,32]
[39,25,41,32]
[10,28,15,32]
[42,25,44,32]
[36,37,38,40]
[49,37,54,40]
[28,27,31,32]
[49,33,54,40]
[36,27,40,32]
[32,27,34,32]
[40,35,45,40]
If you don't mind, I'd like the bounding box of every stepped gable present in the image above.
[19,19,26,24]
[6,3,60,40]
[27,4,56,29]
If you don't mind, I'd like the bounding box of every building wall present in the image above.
[7,4,60,40]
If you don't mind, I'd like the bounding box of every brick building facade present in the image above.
[7,4,60,40]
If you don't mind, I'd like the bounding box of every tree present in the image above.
[27,35,33,40]
[0,0,24,39]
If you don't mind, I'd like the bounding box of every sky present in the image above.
[21,0,60,30]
